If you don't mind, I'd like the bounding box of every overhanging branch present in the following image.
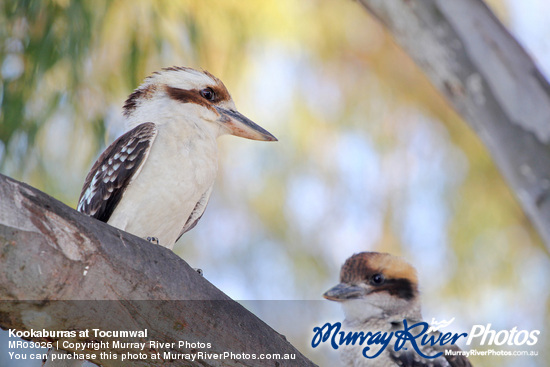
[358,0,550,250]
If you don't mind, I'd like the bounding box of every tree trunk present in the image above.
[0,174,316,367]
[358,0,550,250]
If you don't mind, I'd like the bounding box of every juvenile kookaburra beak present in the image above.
[215,106,277,141]
[323,282,366,301]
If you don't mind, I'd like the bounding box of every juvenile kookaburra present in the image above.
[324,252,472,367]
[77,66,276,248]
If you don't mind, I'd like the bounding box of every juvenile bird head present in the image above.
[324,252,421,323]
[122,66,277,141]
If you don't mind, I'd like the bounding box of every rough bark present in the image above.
[358,0,550,250]
[0,174,316,367]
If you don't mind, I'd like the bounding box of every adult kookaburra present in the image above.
[324,252,472,367]
[44,69,276,366]
[77,66,276,248]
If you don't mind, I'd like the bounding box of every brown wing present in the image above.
[387,320,473,367]
[77,122,157,223]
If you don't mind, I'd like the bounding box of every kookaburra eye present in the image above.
[371,273,385,285]
[200,87,214,101]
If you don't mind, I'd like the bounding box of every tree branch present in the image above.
[0,174,316,367]
[358,0,550,250]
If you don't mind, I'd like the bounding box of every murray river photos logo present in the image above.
[310,318,540,360]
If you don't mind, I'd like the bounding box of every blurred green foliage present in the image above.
[1,0,94,148]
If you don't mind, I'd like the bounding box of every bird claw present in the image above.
[146,236,159,245]
[194,268,203,277]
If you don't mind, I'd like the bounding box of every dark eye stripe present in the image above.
[370,278,416,300]
[165,86,216,111]
[165,85,234,108]
[123,84,158,117]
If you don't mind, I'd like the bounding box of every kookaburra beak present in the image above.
[215,106,277,142]
[323,283,365,301]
